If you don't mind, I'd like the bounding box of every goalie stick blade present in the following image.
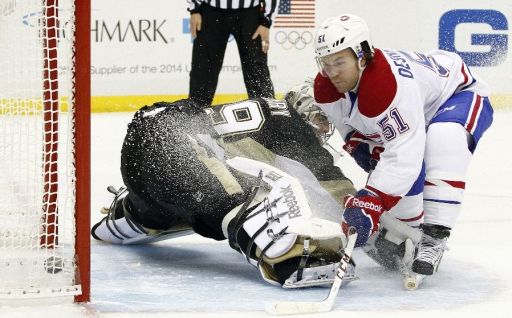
[266,300,332,315]
[265,230,357,315]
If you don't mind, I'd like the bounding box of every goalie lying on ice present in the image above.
[92,97,358,288]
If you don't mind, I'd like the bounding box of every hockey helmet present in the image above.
[314,14,374,59]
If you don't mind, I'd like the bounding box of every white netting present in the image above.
[0,0,80,298]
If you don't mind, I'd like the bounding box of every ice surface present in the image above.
[1,110,511,318]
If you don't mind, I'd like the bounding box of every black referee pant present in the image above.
[189,5,275,106]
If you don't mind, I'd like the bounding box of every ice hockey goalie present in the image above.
[92,97,358,288]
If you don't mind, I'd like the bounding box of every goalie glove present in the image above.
[342,131,384,173]
[342,188,385,247]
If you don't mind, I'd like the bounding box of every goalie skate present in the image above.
[124,226,194,245]
[92,186,194,245]
[266,229,358,315]
[283,261,358,289]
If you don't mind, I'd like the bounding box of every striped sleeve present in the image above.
[186,0,202,13]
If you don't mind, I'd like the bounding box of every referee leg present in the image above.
[189,6,231,106]
[230,7,274,99]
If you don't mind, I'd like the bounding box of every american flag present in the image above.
[273,0,316,28]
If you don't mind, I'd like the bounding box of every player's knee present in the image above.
[425,123,472,176]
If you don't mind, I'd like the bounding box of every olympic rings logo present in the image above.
[274,30,313,50]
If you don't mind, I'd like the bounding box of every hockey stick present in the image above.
[380,212,425,290]
[380,213,425,290]
[403,273,426,290]
[265,228,358,315]
[393,244,426,291]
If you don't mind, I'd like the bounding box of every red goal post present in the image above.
[0,0,90,302]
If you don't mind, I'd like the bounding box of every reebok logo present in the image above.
[280,185,301,219]
[351,198,382,213]
[435,105,456,116]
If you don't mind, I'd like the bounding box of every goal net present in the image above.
[0,0,89,301]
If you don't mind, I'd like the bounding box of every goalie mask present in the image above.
[285,79,335,144]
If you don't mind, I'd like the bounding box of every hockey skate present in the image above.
[91,186,148,244]
[282,258,358,289]
[404,224,450,290]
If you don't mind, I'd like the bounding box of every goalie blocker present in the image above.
[92,98,357,288]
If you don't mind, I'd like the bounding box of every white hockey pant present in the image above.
[388,194,424,228]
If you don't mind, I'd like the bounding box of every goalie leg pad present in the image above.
[222,157,350,287]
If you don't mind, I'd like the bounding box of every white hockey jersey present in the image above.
[314,48,490,209]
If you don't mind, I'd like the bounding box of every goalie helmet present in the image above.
[285,79,335,144]
[314,14,374,59]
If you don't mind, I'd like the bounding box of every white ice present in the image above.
[1,110,511,318]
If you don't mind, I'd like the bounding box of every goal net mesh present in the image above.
[0,0,80,298]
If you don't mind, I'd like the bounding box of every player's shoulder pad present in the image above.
[358,49,397,118]
[313,72,346,104]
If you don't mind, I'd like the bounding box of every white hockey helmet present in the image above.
[314,14,374,59]
[285,79,335,144]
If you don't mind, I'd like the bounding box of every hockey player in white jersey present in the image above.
[312,14,494,287]
[287,79,425,274]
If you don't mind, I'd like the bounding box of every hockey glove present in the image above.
[342,188,385,247]
[343,131,384,173]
